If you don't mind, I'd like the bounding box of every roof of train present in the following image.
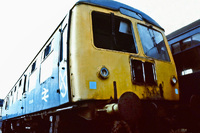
[167,19,200,40]
[77,0,163,30]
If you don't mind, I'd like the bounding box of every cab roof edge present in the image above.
[76,0,164,31]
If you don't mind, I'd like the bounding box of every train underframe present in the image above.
[2,95,200,133]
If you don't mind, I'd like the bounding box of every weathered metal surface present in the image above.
[118,92,141,122]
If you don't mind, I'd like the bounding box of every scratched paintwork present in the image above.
[69,4,179,102]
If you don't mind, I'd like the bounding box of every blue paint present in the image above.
[175,88,179,95]
[89,82,97,89]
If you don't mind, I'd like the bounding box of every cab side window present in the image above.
[92,11,137,53]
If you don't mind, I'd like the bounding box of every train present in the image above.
[167,19,200,103]
[2,0,179,132]
[167,19,200,132]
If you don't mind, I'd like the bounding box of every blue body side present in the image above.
[2,19,69,120]
[167,19,200,45]
[168,26,200,45]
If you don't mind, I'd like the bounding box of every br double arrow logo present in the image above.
[42,88,49,102]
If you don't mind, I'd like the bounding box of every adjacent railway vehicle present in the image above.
[167,19,200,103]
[2,0,179,132]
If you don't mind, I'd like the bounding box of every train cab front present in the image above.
[68,1,179,132]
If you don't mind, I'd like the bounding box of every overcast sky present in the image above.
[0,0,199,99]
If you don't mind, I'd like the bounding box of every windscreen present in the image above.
[137,24,170,61]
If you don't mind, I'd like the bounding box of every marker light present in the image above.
[171,76,177,85]
[99,67,109,79]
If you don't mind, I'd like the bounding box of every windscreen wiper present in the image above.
[147,26,161,54]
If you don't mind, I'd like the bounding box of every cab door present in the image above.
[40,30,60,110]
[59,18,69,105]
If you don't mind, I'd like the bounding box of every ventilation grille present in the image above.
[131,60,157,85]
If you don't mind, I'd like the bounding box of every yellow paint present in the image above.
[69,4,179,102]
